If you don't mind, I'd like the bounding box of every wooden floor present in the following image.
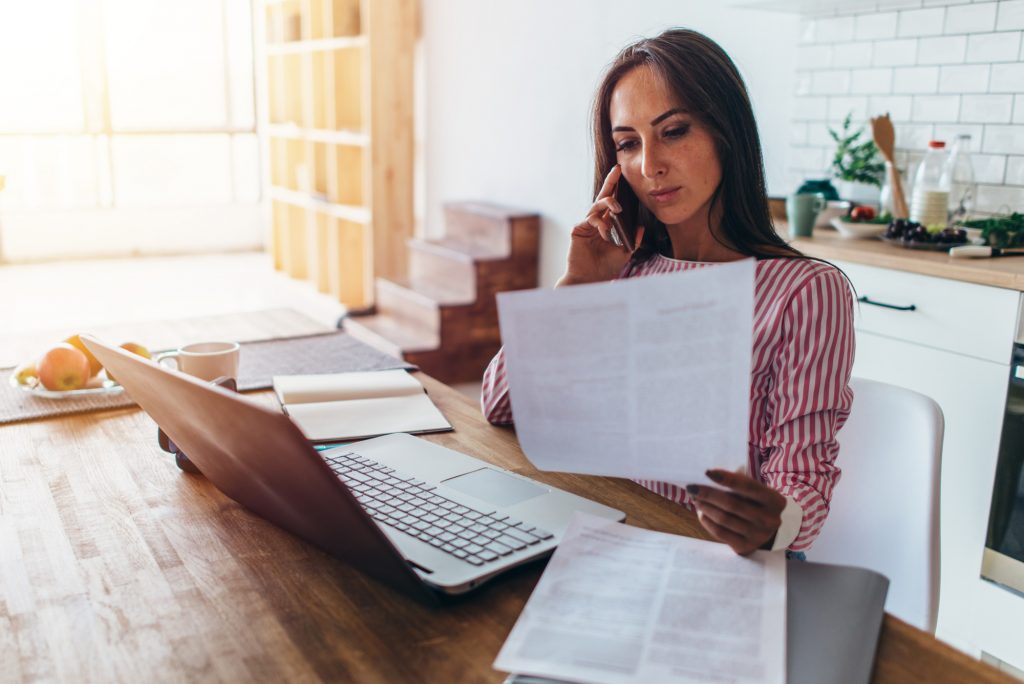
[0,251,487,400]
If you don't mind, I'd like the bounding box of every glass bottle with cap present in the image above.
[945,134,976,223]
[910,140,951,228]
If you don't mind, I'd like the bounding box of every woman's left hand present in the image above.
[686,469,786,556]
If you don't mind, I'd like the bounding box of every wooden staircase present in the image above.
[342,202,540,384]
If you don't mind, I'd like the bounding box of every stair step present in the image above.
[444,202,539,255]
[342,313,439,357]
[381,276,474,307]
[375,278,453,335]
[408,240,478,301]
[408,237,507,262]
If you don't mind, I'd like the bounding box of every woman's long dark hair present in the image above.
[592,29,802,262]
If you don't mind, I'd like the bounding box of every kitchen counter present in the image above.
[789,227,1024,291]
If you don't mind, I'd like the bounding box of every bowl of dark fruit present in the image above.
[882,219,968,251]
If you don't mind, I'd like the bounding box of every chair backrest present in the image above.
[810,377,943,633]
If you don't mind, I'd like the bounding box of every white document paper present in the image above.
[494,512,786,684]
[496,259,754,484]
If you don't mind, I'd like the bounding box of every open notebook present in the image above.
[272,369,452,442]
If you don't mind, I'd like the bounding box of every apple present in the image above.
[13,361,39,386]
[119,342,151,359]
[64,334,103,377]
[37,344,91,391]
[106,342,152,383]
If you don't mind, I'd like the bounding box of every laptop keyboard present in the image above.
[323,451,554,567]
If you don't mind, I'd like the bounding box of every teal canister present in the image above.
[796,179,840,201]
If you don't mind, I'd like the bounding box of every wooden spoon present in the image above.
[870,114,909,219]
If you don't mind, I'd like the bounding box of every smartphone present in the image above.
[609,177,639,249]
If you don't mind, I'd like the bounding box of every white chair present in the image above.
[808,377,944,633]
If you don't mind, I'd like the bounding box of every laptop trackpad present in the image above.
[442,468,547,507]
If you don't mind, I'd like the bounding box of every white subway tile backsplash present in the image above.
[856,12,899,40]
[1006,156,1024,185]
[971,154,1008,183]
[800,19,816,44]
[799,45,833,68]
[788,1,1022,211]
[895,66,941,92]
[976,184,1024,212]
[934,123,986,143]
[794,96,829,121]
[828,96,870,121]
[789,146,827,172]
[961,94,1015,122]
[913,94,962,121]
[875,38,920,66]
[878,0,927,9]
[811,70,852,95]
[851,68,894,94]
[966,32,1022,63]
[990,63,1024,92]
[869,95,914,120]
[996,0,1024,31]
[790,123,809,145]
[795,73,812,96]
[938,64,990,93]
[944,2,997,33]
[816,16,856,42]
[808,125,835,146]
[917,35,968,64]
[895,123,938,150]
[983,125,1024,154]
[898,7,947,36]
[833,42,875,67]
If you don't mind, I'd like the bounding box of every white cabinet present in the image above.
[833,260,1018,654]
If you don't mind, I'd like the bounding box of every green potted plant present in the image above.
[829,113,885,205]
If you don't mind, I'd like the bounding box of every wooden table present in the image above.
[0,320,1013,682]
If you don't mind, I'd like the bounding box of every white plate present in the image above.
[9,371,125,399]
[831,216,887,239]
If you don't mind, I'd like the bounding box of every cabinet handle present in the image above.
[858,295,916,312]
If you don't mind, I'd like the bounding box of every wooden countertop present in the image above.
[789,226,1024,291]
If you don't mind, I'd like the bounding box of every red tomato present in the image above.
[850,206,876,221]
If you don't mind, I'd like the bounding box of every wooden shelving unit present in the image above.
[263,0,415,308]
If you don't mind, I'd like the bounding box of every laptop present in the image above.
[82,335,625,603]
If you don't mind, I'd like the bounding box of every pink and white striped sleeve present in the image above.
[480,347,515,425]
[759,268,855,551]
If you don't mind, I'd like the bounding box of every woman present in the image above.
[481,29,855,557]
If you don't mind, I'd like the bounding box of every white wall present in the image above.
[421,1,800,286]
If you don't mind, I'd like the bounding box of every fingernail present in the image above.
[611,201,622,212]
[706,470,724,483]
[685,484,701,496]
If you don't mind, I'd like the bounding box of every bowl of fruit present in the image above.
[882,219,969,251]
[830,205,891,239]
[10,335,152,398]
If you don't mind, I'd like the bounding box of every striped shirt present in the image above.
[480,254,856,551]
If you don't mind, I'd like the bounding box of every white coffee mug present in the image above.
[156,342,240,382]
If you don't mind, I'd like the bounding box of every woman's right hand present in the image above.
[556,165,638,287]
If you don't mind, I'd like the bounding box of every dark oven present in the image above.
[983,340,1024,595]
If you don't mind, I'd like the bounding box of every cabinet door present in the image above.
[853,332,1008,653]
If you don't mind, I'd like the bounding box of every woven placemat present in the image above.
[1,330,415,425]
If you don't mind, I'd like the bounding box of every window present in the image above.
[0,0,262,261]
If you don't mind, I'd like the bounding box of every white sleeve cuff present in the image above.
[770,495,803,551]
